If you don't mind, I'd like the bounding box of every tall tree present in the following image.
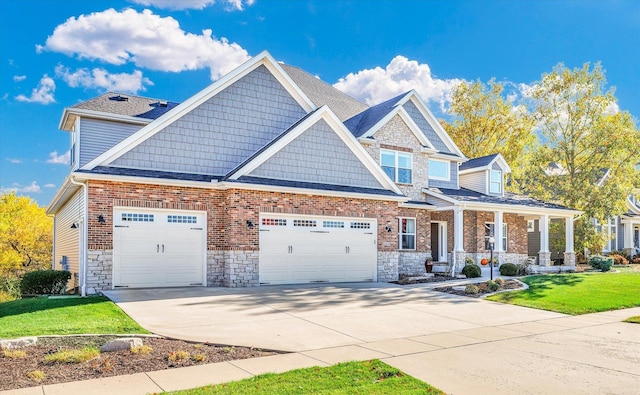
[0,192,52,277]
[521,63,640,251]
[442,78,535,189]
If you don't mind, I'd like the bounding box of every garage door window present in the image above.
[399,218,416,250]
[167,215,197,224]
[294,219,317,227]
[122,213,154,222]
[323,221,345,228]
[262,218,287,226]
[350,222,371,229]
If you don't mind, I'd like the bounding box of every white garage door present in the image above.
[259,214,377,285]
[113,208,206,288]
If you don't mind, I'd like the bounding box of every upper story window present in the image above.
[428,159,450,181]
[381,149,412,184]
[489,169,502,194]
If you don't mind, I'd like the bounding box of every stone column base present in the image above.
[564,252,576,266]
[453,251,466,274]
[539,251,552,266]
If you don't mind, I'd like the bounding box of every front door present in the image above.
[431,222,447,262]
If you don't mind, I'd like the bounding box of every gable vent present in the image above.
[158,100,168,107]
[110,95,129,102]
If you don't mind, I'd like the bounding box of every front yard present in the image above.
[486,271,640,315]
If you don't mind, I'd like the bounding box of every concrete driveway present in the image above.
[103,283,640,394]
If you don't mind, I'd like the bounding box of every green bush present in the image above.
[499,263,518,276]
[461,264,482,278]
[486,280,500,292]
[20,270,71,295]
[464,284,479,294]
[0,276,21,302]
[588,255,613,272]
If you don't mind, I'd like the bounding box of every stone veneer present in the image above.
[398,251,431,276]
[377,251,399,282]
[86,250,113,294]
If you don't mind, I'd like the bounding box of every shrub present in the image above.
[167,350,190,362]
[588,255,613,272]
[44,347,99,364]
[495,277,505,286]
[464,284,479,294]
[461,264,482,278]
[0,276,21,302]
[486,280,500,292]
[608,254,629,265]
[499,263,518,276]
[4,349,27,358]
[26,370,46,382]
[516,263,530,276]
[130,345,153,355]
[465,257,475,265]
[20,270,71,295]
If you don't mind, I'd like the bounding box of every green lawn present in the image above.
[625,316,640,324]
[486,272,640,315]
[168,360,442,395]
[0,296,148,338]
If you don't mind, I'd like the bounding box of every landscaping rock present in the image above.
[0,336,37,349]
[100,337,143,352]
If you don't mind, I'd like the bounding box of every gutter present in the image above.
[68,176,88,297]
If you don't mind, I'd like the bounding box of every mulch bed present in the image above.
[392,274,456,285]
[0,335,279,390]
[434,279,524,298]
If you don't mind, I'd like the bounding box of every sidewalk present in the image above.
[4,306,640,395]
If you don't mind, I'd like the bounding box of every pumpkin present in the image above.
[480,258,489,266]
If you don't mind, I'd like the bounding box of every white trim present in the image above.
[82,51,316,170]
[359,104,435,150]
[399,202,435,210]
[489,169,502,194]
[428,158,450,181]
[459,153,512,175]
[228,105,403,195]
[380,148,413,184]
[397,92,467,159]
[59,108,152,131]
[398,217,417,250]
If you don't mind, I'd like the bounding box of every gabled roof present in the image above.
[459,153,511,174]
[280,64,368,121]
[344,92,407,137]
[82,51,316,171]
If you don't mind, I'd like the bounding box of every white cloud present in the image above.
[55,65,153,93]
[46,150,70,165]
[39,8,250,80]
[129,0,254,11]
[15,75,56,104]
[44,183,56,188]
[13,75,26,82]
[7,158,22,164]
[1,181,42,194]
[333,56,463,111]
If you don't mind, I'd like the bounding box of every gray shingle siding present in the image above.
[428,162,459,189]
[249,119,384,189]
[402,100,451,153]
[111,65,307,175]
[79,119,141,167]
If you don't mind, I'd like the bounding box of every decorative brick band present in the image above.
[380,143,412,153]
[259,206,377,219]
[113,199,208,212]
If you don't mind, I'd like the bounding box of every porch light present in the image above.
[246,220,254,229]
[97,214,106,224]
[70,223,78,229]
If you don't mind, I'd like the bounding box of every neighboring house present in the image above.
[47,51,580,294]
[603,193,640,256]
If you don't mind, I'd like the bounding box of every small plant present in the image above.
[495,277,505,286]
[3,349,27,358]
[27,370,46,382]
[461,264,482,278]
[465,257,475,265]
[486,280,500,292]
[131,345,153,354]
[588,255,613,272]
[608,254,629,265]
[464,284,479,294]
[91,356,113,372]
[44,347,100,364]
[191,353,207,362]
[499,263,518,276]
[516,263,530,276]
[167,350,190,362]
[20,270,71,295]
[222,346,235,354]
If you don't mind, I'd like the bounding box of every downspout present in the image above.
[69,176,88,297]
[49,215,56,269]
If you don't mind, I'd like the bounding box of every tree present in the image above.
[442,78,536,189]
[0,192,52,277]
[521,63,640,221]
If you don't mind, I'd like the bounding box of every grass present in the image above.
[44,347,100,364]
[624,316,640,324]
[486,272,640,315]
[168,360,442,395]
[0,296,148,338]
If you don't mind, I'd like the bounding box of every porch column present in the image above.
[539,214,551,266]
[623,221,633,249]
[494,210,504,253]
[453,208,465,274]
[564,217,576,267]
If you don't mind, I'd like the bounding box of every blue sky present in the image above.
[1,0,639,206]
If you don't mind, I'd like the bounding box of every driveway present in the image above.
[103,283,640,394]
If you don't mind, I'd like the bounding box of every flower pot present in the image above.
[425,263,433,273]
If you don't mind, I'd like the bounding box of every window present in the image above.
[527,220,535,232]
[323,221,344,228]
[350,222,371,229]
[167,215,197,224]
[596,218,617,252]
[428,159,450,181]
[489,169,502,194]
[262,218,287,226]
[484,223,507,251]
[399,218,416,250]
[381,149,412,183]
[122,213,154,222]
[293,219,317,227]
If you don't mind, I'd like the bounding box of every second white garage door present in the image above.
[113,208,206,288]
[259,214,377,285]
